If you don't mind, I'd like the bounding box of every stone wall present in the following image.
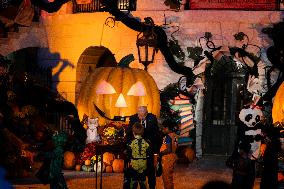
[1,9,283,103]
[40,11,283,103]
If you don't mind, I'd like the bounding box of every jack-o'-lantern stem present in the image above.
[117,54,134,68]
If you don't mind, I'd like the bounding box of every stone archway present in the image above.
[75,46,117,104]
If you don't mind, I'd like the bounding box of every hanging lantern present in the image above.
[136,17,158,71]
[272,81,284,126]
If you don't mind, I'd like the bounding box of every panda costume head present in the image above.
[239,106,264,128]
[238,105,264,159]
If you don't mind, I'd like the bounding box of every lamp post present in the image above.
[136,17,158,71]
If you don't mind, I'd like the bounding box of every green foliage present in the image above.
[169,39,185,65]
[205,56,241,79]
[187,46,204,66]
[234,32,246,41]
[160,83,179,101]
[204,32,213,40]
[160,83,180,128]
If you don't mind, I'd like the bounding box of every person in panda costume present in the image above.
[238,105,265,161]
[235,104,266,189]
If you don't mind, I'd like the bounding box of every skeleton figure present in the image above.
[86,117,100,144]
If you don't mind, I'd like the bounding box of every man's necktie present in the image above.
[141,119,146,128]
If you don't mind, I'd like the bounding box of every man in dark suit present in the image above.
[124,106,163,189]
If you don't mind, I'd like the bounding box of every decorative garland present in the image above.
[166,28,281,106]
[187,46,204,67]
[168,38,185,66]
[160,83,180,131]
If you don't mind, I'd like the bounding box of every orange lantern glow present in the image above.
[272,82,284,125]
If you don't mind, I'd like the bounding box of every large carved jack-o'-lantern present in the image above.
[77,54,160,125]
[272,81,284,125]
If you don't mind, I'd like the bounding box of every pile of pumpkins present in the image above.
[63,151,124,173]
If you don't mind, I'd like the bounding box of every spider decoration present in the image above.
[229,32,261,78]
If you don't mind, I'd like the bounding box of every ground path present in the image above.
[12,155,260,189]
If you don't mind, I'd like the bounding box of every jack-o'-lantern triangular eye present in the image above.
[127,81,146,96]
[96,80,116,94]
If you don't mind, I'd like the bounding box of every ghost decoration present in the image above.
[86,117,100,144]
[239,106,264,160]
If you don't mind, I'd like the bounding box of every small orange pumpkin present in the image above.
[85,159,91,166]
[75,164,81,171]
[105,165,113,173]
[103,152,115,165]
[64,151,76,169]
[184,147,195,162]
[112,159,124,173]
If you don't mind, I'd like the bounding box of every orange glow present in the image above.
[272,82,284,124]
[115,93,127,107]
[96,80,116,94]
[127,81,146,96]
[76,0,92,4]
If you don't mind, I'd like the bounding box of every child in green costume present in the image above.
[125,122,152,189]
[48,131,68,189]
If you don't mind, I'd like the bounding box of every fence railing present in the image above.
[72,0,136,13]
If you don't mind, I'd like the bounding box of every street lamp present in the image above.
[136,17,158,71]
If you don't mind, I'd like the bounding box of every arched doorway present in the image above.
[75,46,117,104]
[202,55,251,156]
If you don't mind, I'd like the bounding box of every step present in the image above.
[0,45,12,56]
[18,26,30,33]
[0,37,10,44]
[7,31,19,39]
